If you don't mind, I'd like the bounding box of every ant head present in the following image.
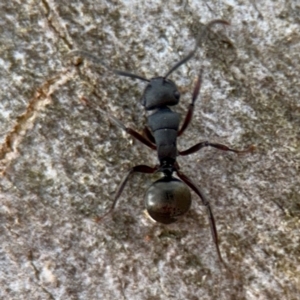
[142,77,180,110]
[144,176,191,224]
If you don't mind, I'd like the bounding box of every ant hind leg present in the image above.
[95,165,158,223]
[175,167,224,263]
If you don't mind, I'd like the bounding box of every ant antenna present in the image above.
[164,19,230,79]
[68,50,150,82]
[69,19,229,82]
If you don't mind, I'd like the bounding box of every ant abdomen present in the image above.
[144,177,191,224]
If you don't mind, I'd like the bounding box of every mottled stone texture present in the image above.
[0,1,299,299]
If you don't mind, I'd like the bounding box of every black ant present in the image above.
[70,20,254,263]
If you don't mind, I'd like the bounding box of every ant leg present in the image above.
[178,70,203,136]
[143,126,156,144]
[95,165,158,222]
[103,109,156,150]
[80,97,156,150]
[175,167,223,263]
[179,141,255,156]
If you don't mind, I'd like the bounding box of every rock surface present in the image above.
[0,1,299,299]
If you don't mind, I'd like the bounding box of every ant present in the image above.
[70,20,254,263]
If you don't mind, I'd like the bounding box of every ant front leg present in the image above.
[178,70,203,136]
[104,110,157,151]
[143,126,156,144]
[81,97,156,150]
[179,141,255,156]
[95,165,158,222]
[175,166,223,263]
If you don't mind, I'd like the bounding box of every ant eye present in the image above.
[174,90,180,100]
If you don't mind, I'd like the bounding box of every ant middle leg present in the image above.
[95,165,158,222]
[178,70,203,136]
[179,141,255,156]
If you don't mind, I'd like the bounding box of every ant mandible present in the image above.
[70,20,254,263]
